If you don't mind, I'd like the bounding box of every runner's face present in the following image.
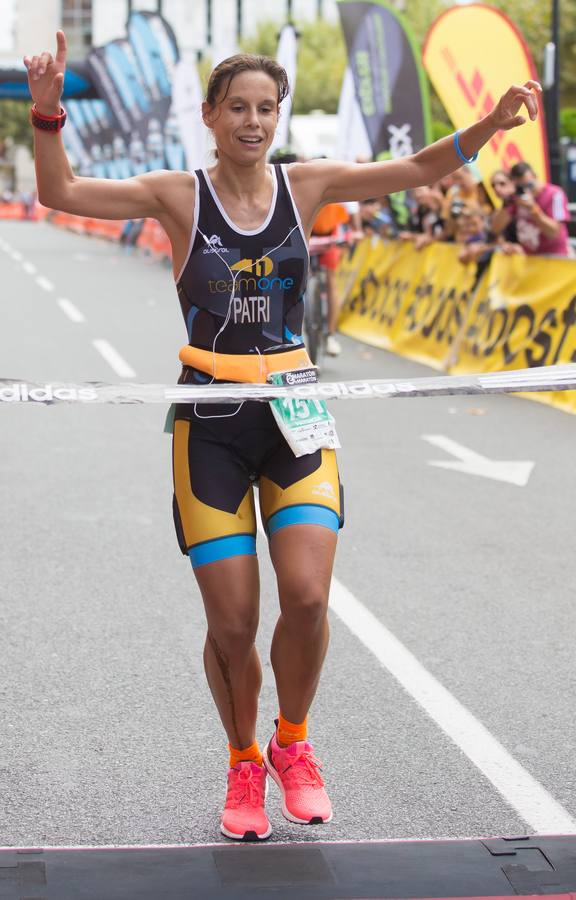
[204,71,279,163]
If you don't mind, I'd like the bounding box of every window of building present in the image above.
[62,0,93,57]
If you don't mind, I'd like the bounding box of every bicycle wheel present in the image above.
[304,273,324,367]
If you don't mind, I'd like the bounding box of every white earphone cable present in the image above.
[192,222,300,420]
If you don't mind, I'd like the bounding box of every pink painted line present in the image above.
[381,896,576,900]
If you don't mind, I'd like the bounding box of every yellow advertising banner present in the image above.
[450,252,576,414]
[338,237,478,370]
[337,239,576,414]
[422,4,549,199]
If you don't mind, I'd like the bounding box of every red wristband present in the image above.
[30,103,67,132]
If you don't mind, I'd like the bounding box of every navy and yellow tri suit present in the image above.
[172,164,343,568]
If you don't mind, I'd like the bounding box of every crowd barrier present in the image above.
[336,238,576,415]
[12,204,174,262]
[0,202,37,220]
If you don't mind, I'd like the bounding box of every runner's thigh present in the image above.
[172,418,257,569]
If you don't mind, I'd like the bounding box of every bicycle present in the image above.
[304,232,362,367]
[304,241,330,368]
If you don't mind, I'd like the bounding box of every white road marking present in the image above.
[0,835,511,851]
[254,503,575,832]
[10,250,23,261]
[57,298,85,323]
[22,261,37,275]
[422,434,535,487]
[36,275,55,292]
[93,339,136,378]
[329,579,576,834]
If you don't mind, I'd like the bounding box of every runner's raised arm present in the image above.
[24,30,181,221]
[292,81,543,206]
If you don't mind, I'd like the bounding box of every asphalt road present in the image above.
[1,220,575,848]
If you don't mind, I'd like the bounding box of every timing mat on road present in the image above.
[1,834,576,899]
[1,364,576,404]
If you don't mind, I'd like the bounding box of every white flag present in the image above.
[336,66,372,161]
[211,6,238,68]
[172,54,208,171]
[270,24,298,156]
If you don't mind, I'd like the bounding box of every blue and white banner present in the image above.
[84,11,186,176]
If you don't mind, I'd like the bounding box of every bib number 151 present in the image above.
[279,398,326,421]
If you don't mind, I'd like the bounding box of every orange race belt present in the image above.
[178,345,313,384]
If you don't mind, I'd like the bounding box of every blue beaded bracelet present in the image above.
[453,130,478,164]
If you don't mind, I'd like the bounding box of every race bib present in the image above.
[268,369,341,457]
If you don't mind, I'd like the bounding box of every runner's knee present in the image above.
[206,612,259,656]
[279,583,329,632]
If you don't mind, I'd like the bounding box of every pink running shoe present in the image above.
[263,732,333,825]
[220,761,271,841]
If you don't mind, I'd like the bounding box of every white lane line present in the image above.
[10,250,23,261]
[22,261,37,275]
[93,339,136,378]
[254,504,576,833]
[57,298,85,324]
[329,579,576,834]
[36,275,55,292]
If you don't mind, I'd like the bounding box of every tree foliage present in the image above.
[241,20,347,114]
[560,107,576,140]
[490,0,576,107]
[0,101,33,156]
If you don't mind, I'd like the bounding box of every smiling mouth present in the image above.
[238,136,263,144]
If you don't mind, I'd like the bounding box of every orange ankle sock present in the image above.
[276,713,308,747]
[228,741,263,769]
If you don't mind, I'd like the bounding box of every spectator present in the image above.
[437,172,456,197]
[119,218,145,253]
[454,204,491,263]
[340,156,374,233]
[489,170,517,243]
[490,169,515,204]
[311,201,351,356]
[442,166,490,240]
[20,190,35,220]
[400,185,444,249]
[359,198,382,234]
[492,161,571,256]
[270,148,299,165]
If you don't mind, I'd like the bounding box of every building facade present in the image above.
[1,0,338,61]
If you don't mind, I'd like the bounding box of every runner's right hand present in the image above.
[23,30,67,116]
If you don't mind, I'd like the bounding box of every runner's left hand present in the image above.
[489,81,542,131]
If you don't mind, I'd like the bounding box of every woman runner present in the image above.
[24,31,541,841]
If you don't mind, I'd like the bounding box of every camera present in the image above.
[450,198,465,218]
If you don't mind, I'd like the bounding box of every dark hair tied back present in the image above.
[206,54,290,108]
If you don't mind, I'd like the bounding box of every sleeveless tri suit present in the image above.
[172,164,343,568]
